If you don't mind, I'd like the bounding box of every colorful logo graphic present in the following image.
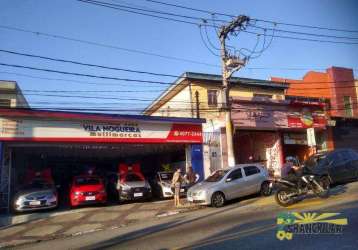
[276,212,348,240]
[300,108,314,127]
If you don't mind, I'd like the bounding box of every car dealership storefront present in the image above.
[0,109,204,212]
[231,97,328,176]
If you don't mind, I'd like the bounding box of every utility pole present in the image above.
[195,90,200,119]
[219,15,250,167]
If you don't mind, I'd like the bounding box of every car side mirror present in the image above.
[226,178,232,182]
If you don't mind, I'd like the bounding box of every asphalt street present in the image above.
[13,181,358,250]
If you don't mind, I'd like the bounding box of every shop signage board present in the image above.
[0,117,203,143]
[283,133,308,145]
[231,101,326,129]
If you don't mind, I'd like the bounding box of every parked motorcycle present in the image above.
[274,173,330,207]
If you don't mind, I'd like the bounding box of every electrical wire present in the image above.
[199,25,220,57]
[0,25,219,68]
[0,70,166,88]
[253,18,358,34]
[0,62,173,85]
[145,0,358,34]
[249,24,358,41]
[242,29,358,45]
[145,0,236,18]
[79,0,228,23]
[78,0,358,45]
[77,0,214,27]
[0,49,180,78]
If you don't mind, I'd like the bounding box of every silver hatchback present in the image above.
[12,179,58,212]
[187,164,270,207]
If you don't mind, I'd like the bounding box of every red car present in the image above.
[70,175,107,208]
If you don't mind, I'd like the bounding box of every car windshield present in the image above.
[23,179,53,189]
[159,172,173,181]
[205,170,230,182]
[304,154,327,168]
[125,173,144,182]
[75,177,101,186]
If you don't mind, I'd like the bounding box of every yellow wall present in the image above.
[151,85,193,118]
[356,80,358,103]
[149,80,285,122]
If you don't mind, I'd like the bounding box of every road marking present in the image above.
[287,199,323,209]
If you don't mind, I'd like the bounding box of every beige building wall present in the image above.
[151,85,192,118]
[0,80,29,108]
[148,80,286,177]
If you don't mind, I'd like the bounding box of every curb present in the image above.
[0,206,102,228]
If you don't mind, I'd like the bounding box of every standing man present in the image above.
[171,168,183,207]
[184,166,200,188]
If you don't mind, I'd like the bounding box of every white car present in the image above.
[155,171,188,198]
[187,164,270,207]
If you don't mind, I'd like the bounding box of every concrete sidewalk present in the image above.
[0,199,202,248]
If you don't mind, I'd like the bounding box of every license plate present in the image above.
[85,196,96,201]
[29,200,41,206]
[134,192,143,197]
[180,189,185,192]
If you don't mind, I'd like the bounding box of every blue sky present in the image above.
[0,0,357,113]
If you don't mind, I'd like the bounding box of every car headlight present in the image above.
[15,197,25,205]
[74,191,83,195]
[196,190,206,196]
[122,185,131,191]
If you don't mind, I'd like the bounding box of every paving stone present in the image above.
[88,212,120,222]
[23,225,63,237]
[0,225,26,238]
[64,223,102,235]
[105,203,136,212]
[50,212,86,223]
[0,239,36,248]
[139,203,170,210]
[125,210,157,220]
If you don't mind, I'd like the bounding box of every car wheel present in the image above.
[260,181,272,196]
[211,192,225,208]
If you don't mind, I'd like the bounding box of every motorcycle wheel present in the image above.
[275,189,295,207]
[313,177,330,198]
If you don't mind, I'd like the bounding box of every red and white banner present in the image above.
[0,118,203,144]
[231,100,327,130]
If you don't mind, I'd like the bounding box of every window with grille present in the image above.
[253,93,272,99]
[0,99,11,107]
[343,96,353,117]
[207,90,218,106]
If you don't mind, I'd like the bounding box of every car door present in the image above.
[222,168,245,200]
[328,152,349,183]
[243,166,262,195]
[338,150,355,182]
[349,150,358,179]
[346,150,358,180]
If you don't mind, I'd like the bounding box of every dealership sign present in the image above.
[0,118,203,143]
